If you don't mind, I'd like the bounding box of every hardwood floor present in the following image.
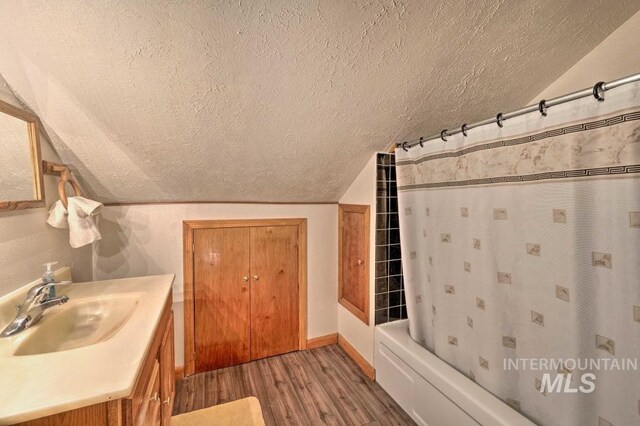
[173,344,415,425]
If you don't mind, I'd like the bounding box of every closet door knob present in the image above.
[253,275,259,281]
[242,276,249,282]
[357,259,364,265]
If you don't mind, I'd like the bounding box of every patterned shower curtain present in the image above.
[396,81,640,426]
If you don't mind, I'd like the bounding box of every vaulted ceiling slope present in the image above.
[0,1,637,203]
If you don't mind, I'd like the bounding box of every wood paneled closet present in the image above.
[338,204,370,325]
[183,219,307,375]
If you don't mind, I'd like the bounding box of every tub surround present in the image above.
[0,273,174,425]
[374,153,407,325]
[375,320,535,426]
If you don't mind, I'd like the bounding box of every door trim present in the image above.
[183,218,308,377]
[338,204,370,325]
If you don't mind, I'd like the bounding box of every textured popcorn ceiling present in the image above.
[0,1,637,203]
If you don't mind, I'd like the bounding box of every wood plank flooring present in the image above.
[173,344,415,425]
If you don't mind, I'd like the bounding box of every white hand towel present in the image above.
[47,196,103,248]
[47,200,69,229]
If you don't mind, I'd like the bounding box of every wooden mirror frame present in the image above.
[0,99,45,212]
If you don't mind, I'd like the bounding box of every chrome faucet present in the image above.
[0,282,69,337]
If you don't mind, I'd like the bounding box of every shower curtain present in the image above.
[396,82,640,426]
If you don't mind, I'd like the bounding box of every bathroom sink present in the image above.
[12,293,139,356]
[0,274,174,424]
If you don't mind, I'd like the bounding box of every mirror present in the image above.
[0,99,44,211]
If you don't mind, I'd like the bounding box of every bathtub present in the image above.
[375,320,536,426]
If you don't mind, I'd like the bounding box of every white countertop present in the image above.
[0,274,174,425]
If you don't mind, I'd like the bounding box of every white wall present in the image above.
[0,76,92,296]
[93,203,338,366]
[533,10,640,101]
[337,154,377,364]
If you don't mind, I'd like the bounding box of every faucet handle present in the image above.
[26,282,54,300]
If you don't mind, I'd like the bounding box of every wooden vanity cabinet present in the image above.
[159,312,175,426]
[17,296,175,426]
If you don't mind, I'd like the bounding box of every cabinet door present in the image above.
[338,204,370,324]
[194,227,251,371]
[249,226,299,359]
[160,312,175,426]
[135,359,161,426]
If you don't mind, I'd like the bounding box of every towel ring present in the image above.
[58,169,84,210]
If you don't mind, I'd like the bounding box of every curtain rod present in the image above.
[399,72,640,151]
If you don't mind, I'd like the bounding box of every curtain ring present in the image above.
[461,123,468,137]
[440,129,448,142]
[496,113,504,128]
[418,137,424,147]
[592,81,605,101]
[401,141,409,152]
[538,100,547,116]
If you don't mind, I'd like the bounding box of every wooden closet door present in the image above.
[194,227,250,371]
[249,226,299,360]
[339,204,370,324]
